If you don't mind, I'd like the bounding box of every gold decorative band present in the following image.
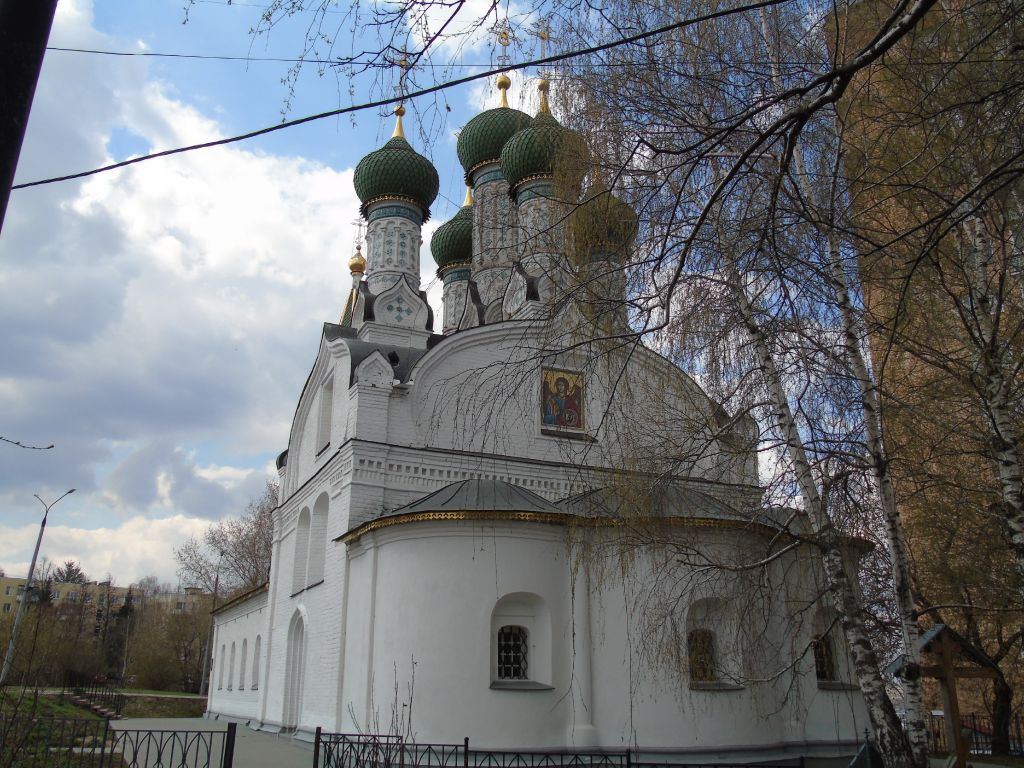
[338,510,780,544]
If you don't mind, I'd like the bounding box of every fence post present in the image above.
[99,718,109,765]
[464,737,469,768]
[223,722,237,768]
[314,726,322,768]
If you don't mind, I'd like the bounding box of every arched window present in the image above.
[306,493,329,586]
[239,638,248,690]
[812,607,844,684]
[252,635,262,690]
[490,593,551,687]
[292,508,311,593]
[316,379,334,454]
[284,614,307,729]
[218,644,226,690]
[812,634,836,682]
[687,629,717,682]
[686,597,740,687]
[228,642,236,691]
[497,625,529,680]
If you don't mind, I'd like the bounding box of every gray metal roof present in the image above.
[558,483,746,522]
[390,479,561,516]
[323,322,443,385]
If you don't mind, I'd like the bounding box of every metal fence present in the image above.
[0,716,236,768]
[62,676,127,718]
[927,713,1024,756]
[312,732,804,768]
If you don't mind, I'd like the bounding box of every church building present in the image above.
[206,75,870,764]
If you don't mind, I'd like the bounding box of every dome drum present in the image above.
[440,262,471,283]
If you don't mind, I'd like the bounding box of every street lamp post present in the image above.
[0,489,75,687]
[199,550,225,697]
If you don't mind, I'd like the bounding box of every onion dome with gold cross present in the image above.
[569,180,639,265]
[353,105,440,220]
[431,186,474,270]
[499,79,588,195]
[456,75,532,182]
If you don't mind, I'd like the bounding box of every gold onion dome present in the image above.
[456,76,532,180]
[569,181,639,264]
[348,244,367,273]
[431,187,474,269]
[353,105,440,220]
[499,80,588,194]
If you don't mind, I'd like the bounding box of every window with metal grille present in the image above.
[812,634,837,682]
[497,625,529,680]
[687,629,717,682]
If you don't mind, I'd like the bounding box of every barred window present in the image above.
[813,635,837,682]
[497,625,529,680]
[687,629,717,682]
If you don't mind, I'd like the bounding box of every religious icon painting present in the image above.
[541,368,585,431]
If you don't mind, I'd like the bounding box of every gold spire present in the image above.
[348,243,366,274]
[497,74,511,107]
[392,104,406,138]
[537,78,550,114]
[463,185,473,207]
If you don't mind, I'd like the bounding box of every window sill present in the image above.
[817,681,859,691]
[540,428,596,442]
[689,682,744,692]
[316,443,331,458]
[490,681,554,691]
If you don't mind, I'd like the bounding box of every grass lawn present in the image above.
[0,689,101,719]
[115,687,204,697]
[121,694,207,718]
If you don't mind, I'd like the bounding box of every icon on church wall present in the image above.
[541,368,584,430]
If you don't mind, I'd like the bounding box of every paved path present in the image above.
[113,717,312,768]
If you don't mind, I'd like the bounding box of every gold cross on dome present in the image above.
[530,20,552,78]
[491,19,514,68]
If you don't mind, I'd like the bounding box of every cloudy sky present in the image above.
[1,0,543,586]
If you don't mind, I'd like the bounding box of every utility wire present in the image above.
[46,46,500,67]
[46,45,1010,67]
[15,0,788,191]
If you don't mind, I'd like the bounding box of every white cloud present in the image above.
[0,0,364,581]
[0,515,214,586]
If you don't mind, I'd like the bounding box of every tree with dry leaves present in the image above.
[174,480,277,597]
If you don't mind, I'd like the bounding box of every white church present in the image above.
[206,75,870,764]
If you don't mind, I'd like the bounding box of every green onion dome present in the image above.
[353,107,440,219]
[499,82,587,195]
[456,76,532,180]
[431,188,474,269]
[569,182,639,265]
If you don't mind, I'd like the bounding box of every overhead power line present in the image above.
[46,46,503,67]
[16,0,789,191]
[47,45,1009,67]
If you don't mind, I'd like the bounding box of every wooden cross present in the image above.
[915,626,998,768]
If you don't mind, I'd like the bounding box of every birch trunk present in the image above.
[754,9,928,759]
[824,228,928,766]
[961,218,1024,589]
[726,260,918,768]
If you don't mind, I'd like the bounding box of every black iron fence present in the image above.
[926,713,1024,756]
[62,676,127,718]
[0,716,236,768]
[312,731,804,768]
